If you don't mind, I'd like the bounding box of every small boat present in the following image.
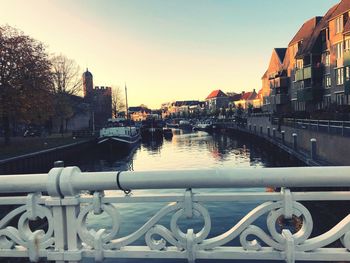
[163,128,173,139]
[141,117,164,140]
[166,121,179,129]
[178,120,192,131]
[193,119,213,133]
[98,118,141,153]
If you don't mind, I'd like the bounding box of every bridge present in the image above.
[0,166,350,263]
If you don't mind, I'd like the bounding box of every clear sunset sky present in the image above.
[1,0,340,108]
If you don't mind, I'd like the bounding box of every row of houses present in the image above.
[261,0,350,116]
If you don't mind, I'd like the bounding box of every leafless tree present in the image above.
[51,54,82,95]
[111,86,125,118]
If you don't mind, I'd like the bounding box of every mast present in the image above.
[125,83,128,120]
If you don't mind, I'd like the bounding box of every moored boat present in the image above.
[163,128,173,139]
[193,119,213,132]
[98,118,140,153]
[178,120,192,131]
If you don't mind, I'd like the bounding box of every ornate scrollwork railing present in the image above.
[0,166,350,263]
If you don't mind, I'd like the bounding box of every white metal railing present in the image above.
[283,118,350,136]
[0,166,350,263]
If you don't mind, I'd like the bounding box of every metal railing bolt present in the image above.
[292,133,297,150]
[310,138,317,160]
[54,161,64,167]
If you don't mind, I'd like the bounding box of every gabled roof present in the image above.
[231,94,242,101]
[327,0,350,22]
[241,90,257,101]
[296,5,338,57]
[289,17,322,47]
[274,48,287,63]
[206,89,228,99]
[129,106,151,113]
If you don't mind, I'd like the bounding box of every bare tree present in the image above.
[51,54,82,95]
[0,25,53,144]
[50,54,82,133]
[111,86,125,118]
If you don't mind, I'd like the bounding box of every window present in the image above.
[336,16,343,34]
[336,93,345,105]
[345,39,350,51]
[336,68,344,85]
[346,66,350,81]
[296,59,303,69]
[324,74,331,88]
[335,42,344,59]
[323,52,330,66]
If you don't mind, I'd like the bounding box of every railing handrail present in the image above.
[1,166,350,194]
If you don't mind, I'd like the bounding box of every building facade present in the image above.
[82,69,112,129]
[205,90,230,111]
[263,0,350,117]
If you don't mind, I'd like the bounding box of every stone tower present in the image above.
[82,68,93,97]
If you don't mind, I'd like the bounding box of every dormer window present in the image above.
[336,15,343,34]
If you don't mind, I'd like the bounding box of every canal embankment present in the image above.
[224,116,350,166]
[0,136,96,174]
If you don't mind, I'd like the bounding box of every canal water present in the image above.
[70,130,320,263]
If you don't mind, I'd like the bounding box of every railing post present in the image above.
[249,124,252,131]
[328,121,330,133]
[342,121,345,136]
[260,126,263,135]
[310,138,317,160]
[267,126,270,137]
[317,120,319,132]
[281,131,285,144]
[254,125,257,133]
[292,133,297,150]
[54,160,64,168]
[273,128,276,139]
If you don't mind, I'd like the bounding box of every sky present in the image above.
[1,0,340,108]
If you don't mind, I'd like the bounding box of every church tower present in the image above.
[83,68,93,97]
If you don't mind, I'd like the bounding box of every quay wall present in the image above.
[0,139,95,174]
[246,117,350,166]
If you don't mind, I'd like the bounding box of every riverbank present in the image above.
[0,134,88,160]
[0,135,96,174]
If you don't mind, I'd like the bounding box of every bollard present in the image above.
[260,126,263,135]
[292,133,297,150]
[310,138,317,160]
[54,161,64,167]
[281,131,285,144]
[273,128,276,139]
[249,124,252,131]
[254,125,257,133]
[267,127,270,137]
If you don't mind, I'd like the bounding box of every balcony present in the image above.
[303,66,312,79]
[294,66,323,82]
[295,69,304,81]
[344,50,350,66]
[271,76,289,88]
[345,80,350,95]
[275,94,289,104]
[297,87,323,102]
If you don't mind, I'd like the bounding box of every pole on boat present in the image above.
[125,83,129,120]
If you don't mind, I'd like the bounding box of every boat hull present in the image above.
[97,134,140,154]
